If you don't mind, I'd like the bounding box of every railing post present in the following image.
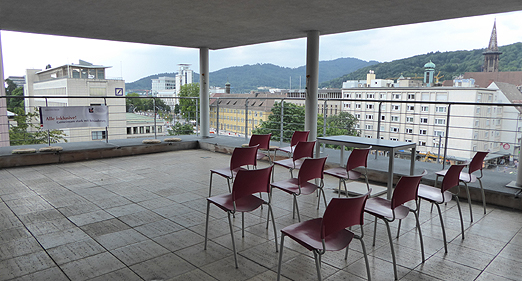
[280,99,284,146]
[376,101,383,159]
[104,97,108,143]
[153,98,157,139]
[245,98,249,140]
[322,99,327,152]
[45,98,50,146]
[196,98,199,136]
[442,104,451,169]
[216,98,220,136]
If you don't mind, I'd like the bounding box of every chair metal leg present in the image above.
[463,182,473,222]
[372,217,378,247]
[209,173,214,197]
[277,234,285,281]
[434,203,448,253]
[266,191,273,229]
[294,194,301,222]
[268,204,279,252]
[338,179,342,198]
[227,212,238,268]
[396,220,402,238]
[384,220,398,280]
[364,174,370,191]
[357,237,372,281]
[241,212,245,237]
[321,188,327,208]
[313,251,322,281]
[413,210,425,262]
[454,194,465,240]
[342,179,348,197]
[204,201,211,250]
[478,178,486,214]
[227,178,232,193]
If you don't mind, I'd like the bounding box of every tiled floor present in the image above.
[1,149,521,281]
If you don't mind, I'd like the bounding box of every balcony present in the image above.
[1,137,522,280]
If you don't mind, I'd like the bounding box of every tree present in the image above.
[5,79,25,112]
[168,122,194,135]
[318,111,359,137]
[9,108,67,145]
[178,83,200,120]
[125,93,170,112]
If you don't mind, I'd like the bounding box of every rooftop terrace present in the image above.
[1,137,522,280]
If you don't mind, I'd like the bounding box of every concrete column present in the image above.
[199,47,210,138]
[305,30,319,141]
[0,32,10,147]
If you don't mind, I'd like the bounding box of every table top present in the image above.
[317,135,416,150]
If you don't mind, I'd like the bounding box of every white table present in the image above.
[316,136,416,199]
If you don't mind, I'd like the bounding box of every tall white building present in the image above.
[152,76,177,108]
[175,64,193,95]
[24,60,126,142]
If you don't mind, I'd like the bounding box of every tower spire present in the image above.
[483,20,502,72]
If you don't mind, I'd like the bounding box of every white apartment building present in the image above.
[175,64,194,95]
[24,60,126,142]
[152,76,177,108]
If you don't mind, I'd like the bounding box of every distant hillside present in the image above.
[126,57,378,93]
[320,42,522,88]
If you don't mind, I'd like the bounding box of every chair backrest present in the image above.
[468,151,488,174]
[249,134,271,150]
[440,164,466,192]
[346,147,370,172]
[298,157,327,185]
[290,131,310,146]
[391,170,427,209]
[230,145,259,171]
[232,165,273,201]
[321,189,371,239]
[292,141,315,161]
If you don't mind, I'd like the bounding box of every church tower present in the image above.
[483,20,502,72]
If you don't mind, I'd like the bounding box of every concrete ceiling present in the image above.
[1,0,522,50]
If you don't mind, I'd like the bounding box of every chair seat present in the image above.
[436,169,477,183]
[364,197,409,220]
[256,152,267,160]
[276,146,293,154]
[210,167,245,179]
[324,167,362,180]
[417,184,453,204]
[282,218,355,251]
[271,178,320,196]
[274,158,305,170]
[207,193,264,213]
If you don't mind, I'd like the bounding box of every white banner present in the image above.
[40,106,108,130]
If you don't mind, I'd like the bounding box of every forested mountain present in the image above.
[125,57,378,93]
[320,42,522,88]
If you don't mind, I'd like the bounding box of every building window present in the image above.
[366,104,374,109]
[355,114,361,119]
[366,94,375,99]
[419,141,427,146]
[344,93,351,98]
[405,139,412,143]
[407,105,415,111]
[485,132,489,138]
[486,120,490,126]
[365,124,373,130]
[356,93,362,98]
[421,106,429,112]
[392,105,400,111]
[390,127,399,133]
[434,131,445,137]
[407,94,415,100]
[366,114,373,120]
[406,116,414,123]
[380,115,386,121]
[405,128,413,134]
[435,119,446,125]
[365,135,373,138]
[476,107,481,114]
[391,116,399,122]
[92,131,106,140]
[420,118,428,124]
[354,124,360,129]
[393,94,401,99]
[380,94,386,99]
[139,126,144,134]
[475,120,480,127]
[419,129,427,135]
[436,106,447,113]
[390,138,399,141]
[355,103,362,109]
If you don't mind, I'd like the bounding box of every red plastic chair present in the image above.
[208,145,258,197]
[364,170,427,280]
[275,130,309,157]
[248,133,273,163]
[418,164,466,253]
[271,157,328,222]
[273,141,315,179]
[324,147,371,197]
[276,190,372,281]
[435,151,488,222]
[204,166,276,268]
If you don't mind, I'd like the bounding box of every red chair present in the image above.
[364,170,427,280]
[435,151,488,222]
[247,133,273,163]
[208,145,258,197]
[276,190,372,281]
[324,147,371,197]
[275,130,309,157]
[273,141,315,179]
[204,166,277,268]
[418,164,466,253]
[271,157,328,222]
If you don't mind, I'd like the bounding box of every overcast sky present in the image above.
[2,10,522,83]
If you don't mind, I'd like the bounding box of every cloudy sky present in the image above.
[2,10,522,83]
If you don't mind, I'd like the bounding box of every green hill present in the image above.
[126,57,378,93]
[320,42,522,88]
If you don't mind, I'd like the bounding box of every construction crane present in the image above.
[434,71,444,84]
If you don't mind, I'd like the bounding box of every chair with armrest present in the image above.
[276,190,372,281]
[204,166,277,268]
[208,145,258,197]
[435,151,488,222]
[324,147,371,197]
[364,170,427,280]
[418,164,466,253]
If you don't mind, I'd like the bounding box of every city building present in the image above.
[483,20,502,72]
[23,60,126,142]
[152,76,177,108]
[125,112,166,138]
[175,64,193,96]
